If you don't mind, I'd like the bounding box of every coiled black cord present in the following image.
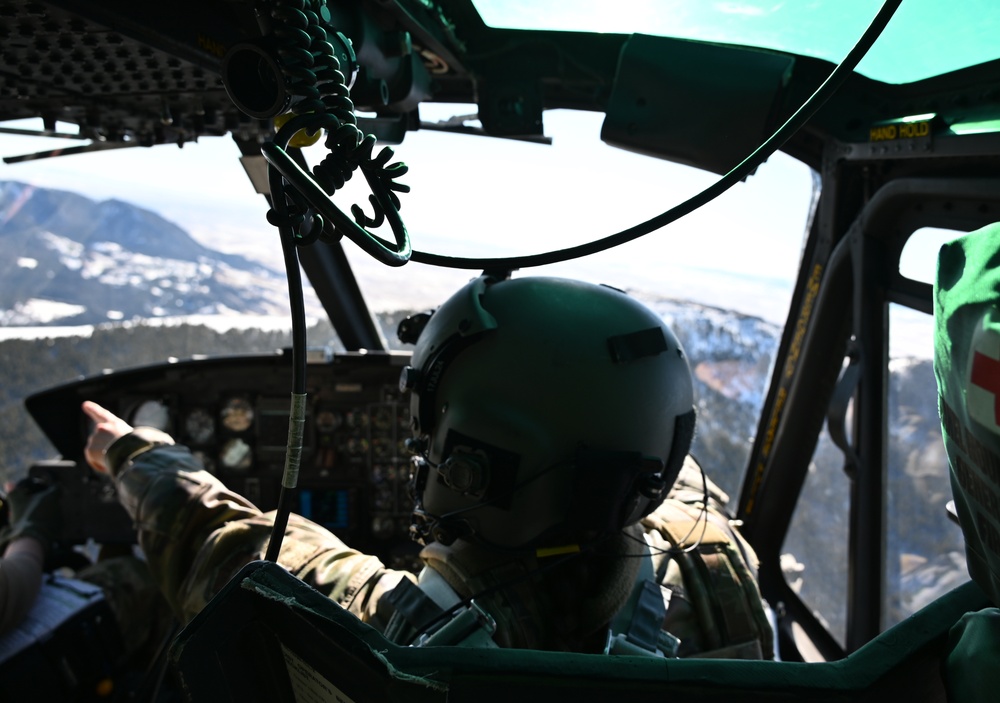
[260,0,411,263]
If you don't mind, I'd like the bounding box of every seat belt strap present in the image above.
[607,538,674,656]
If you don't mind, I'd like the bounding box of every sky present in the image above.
[0,107,818,321]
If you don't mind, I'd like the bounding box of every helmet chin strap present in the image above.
[409,496,475,547]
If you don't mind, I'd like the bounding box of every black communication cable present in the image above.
[264,157,310,564]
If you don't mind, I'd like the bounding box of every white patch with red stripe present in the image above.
[968,310,1000,436]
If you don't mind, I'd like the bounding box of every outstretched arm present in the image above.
[81,401,409,626]
[82,401,264,620]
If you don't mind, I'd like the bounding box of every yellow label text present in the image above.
[870,120,931,142]
[197,35,226,58]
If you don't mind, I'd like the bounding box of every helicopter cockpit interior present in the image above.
[2,0,1000,700]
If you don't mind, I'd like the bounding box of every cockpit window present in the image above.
[1,106,815,503]
[326,107,813,321]
[899,228,962,285]
[781,225,972,651]
[472,0,1000,84]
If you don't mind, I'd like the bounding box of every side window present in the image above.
[782,424,851,646]
[884,229,969,630]
[780,227,970,648]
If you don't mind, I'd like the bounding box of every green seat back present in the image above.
[934,222,1000,606]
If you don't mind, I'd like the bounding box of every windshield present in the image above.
[2,1,997,670]
[0,104,814,499]
[473,0,1000,84]
[0,106,814,317]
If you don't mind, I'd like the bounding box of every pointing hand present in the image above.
[82,401,133,474]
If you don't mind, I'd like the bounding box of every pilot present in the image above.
[0,478,58,635]
[0,476,173,672]
[83,274,773,657]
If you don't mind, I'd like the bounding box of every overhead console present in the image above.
[25,349,421,570]
[602,34,795,175]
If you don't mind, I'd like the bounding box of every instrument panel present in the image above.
[25,349,421,569]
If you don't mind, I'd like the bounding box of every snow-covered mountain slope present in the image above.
[0,181,312,325]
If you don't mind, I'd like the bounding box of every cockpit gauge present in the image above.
[371,407,392,431]
[315,409,343,434]
[345,408,369,430]
[220,396,254,433]
[372,438,393,458]
[192,450,217,475]
[219,438,252,471]
[184,407,216,445]
[371,515,397,539]
[346,437,370,455]
[131,399,171,432]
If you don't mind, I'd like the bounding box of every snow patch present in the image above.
[0,324,94,341]
[0,313,310,340]
[41,231,84,260]
[0,298,87,324]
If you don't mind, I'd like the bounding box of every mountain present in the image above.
[0,181,301,325]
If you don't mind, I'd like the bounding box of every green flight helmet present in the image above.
[398,274,696,551]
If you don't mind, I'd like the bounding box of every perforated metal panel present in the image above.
[0,0,267,147]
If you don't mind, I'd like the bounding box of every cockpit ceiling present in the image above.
[3,0,1000,162]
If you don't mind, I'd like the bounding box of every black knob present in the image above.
[399,365,421,392]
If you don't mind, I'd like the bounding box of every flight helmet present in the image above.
[398,274,696,551]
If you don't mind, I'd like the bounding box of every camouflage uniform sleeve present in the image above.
[108,433,413,626]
